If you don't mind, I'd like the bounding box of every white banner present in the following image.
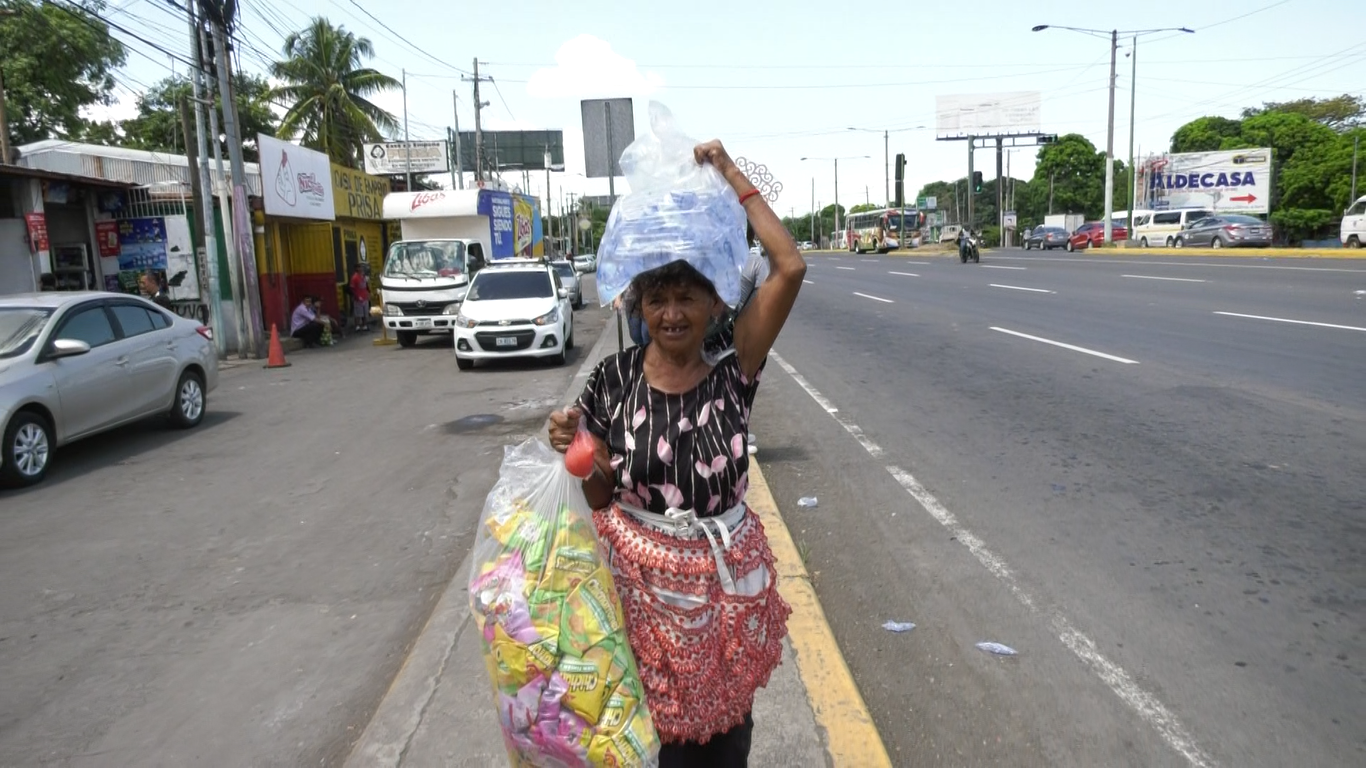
[1143,149,1272,214]
[936,92,1041,138]
[363,141,450,175]
[258,134,335,220]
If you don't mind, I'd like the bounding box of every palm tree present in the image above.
[271,18,400,165]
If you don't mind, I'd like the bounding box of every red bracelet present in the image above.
[738,188,762,205]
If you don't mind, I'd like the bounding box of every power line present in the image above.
[342,0,469,76]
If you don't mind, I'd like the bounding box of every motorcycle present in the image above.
[959,231,980,263]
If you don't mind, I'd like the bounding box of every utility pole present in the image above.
[177,97,210,299]
[185,2,224,355]
[834,158,841,233]
[1103,29,1118,245]
[464,60,490,182]
[967,138,975,229]
[1351,134,1359,205]
[1127,34,1138,238]
[810,177,815,246]
[198,10,244,356]
[1049,171,1055,215]
[451,91,464,190]
[883,130,889,207]
[996,136,1004,247]
[402,68,411,191]
[605,102,618,204]
[211,8,264,357]
[0,60,11,164]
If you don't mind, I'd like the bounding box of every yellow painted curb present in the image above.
[748,461,894,768]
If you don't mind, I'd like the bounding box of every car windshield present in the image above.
[1223,215,1263,225]
[551,262,576,279]
[384,241,465,278]
[0,307,54,359]
[467,270,553,301]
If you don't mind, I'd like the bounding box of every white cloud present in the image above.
[526,35,663,100]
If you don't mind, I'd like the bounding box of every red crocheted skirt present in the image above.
[593,504,791,745]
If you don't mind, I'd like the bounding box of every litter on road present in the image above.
[882,621,916,633]
[797,497,818,508]
[976,641,1019,656]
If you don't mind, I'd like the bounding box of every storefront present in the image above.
[257,136,390,330]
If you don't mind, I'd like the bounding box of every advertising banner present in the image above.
[117,217,168,271]
[259,134,335,220]
[24,212,48,252]
[935,92,1041,138]
[1142,149,1271,214]
[331,162,390,219]
[478,190,516,258]
[94,220,120,257]
[513,196,534,257]
[363,141,449,175]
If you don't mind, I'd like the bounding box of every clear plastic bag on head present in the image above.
[595,102,749,307]
[469,437,660,767]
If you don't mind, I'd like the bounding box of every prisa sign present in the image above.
[1141,148,1271,214]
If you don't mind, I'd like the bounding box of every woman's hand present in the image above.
[548,407,581,453]
[694,140,745,188]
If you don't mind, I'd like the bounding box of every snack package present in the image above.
[470,437,660,768]
[595,101,749,308]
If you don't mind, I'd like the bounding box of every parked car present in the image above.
[451,260,574,370]
[549,260,583,309]
[1,292,218,488]
[1067,221,1128,251]
[1340,195,1365,248]
[572,253,597,273]
[1174,214,1272,248]
[1023,226,1070,250]
[1132,208,1211,247]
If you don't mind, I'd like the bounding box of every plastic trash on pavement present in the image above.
[595,102,749,308]
[975,641,1019,656]
[797,497,818,508]
[882,621,916,632]
[469,437,660,767]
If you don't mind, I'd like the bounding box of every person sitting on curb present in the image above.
[290,296,326,348]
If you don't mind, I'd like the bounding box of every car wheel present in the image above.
[1139,237,1149,248]
[169,369,206,429]
[1165,237,1175,248]
[397,331,417,348]
[1173,237,1185,248]
[1211,236,1224,249]
[1066,240,1075,252]
[565,320,575,351]
[573,297,583,310]
[1347,235,1361,249]
[1023,241,1031,250]
[456,356,474,371]
[1,411,52,488]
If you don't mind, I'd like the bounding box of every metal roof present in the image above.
[17,139,264,197]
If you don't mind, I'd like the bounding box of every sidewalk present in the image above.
[343,314,890,767]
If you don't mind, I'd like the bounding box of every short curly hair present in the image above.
[626,260,719,318]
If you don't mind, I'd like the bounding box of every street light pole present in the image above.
[1032,24,1193,246]
[1127,34,1138,237]
[802,155,868,245]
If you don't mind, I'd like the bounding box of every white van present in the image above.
[1133,208,1212,248]
[1341,195,1366,249]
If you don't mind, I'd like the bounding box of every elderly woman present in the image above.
[548,140,805,767]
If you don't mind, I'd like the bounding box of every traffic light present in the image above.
[972,171,983,193]
[894,153,907,207]
[1037,134,1058,145]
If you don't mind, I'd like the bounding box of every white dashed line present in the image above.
[1213,311,1366,332]
[990,284,1054,294]
[888,271,919,277]
[981,264,1027,270]
[837,266,856,271]
[1122,274,1207,283]
[898,261,930,265]
[861,258,879,262]
[990,327,1138,364]
[802,279,815,285]
[768,351,1212,768]
[854,292,894,304]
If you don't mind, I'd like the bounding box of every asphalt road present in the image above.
[752,251,1365,767]
[0,295,609,767]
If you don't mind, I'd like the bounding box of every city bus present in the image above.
[844,208,919,253]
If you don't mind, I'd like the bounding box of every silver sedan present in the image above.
[1,292,218,487]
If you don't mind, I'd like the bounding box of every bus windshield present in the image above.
[385,240,466,278]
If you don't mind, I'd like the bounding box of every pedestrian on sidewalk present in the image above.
[549,139,806,767]
[349,265,371,332]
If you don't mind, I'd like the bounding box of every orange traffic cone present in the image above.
[264,324,291,368]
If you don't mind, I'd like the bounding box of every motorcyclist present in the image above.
[958,227,974,261]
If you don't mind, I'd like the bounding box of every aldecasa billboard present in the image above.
[1143,149,1272,214]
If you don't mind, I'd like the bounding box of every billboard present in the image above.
[580,98,635,179]
[364,141,449,175]
[454,130,564,172]
[259,134,335,220]
[935,92,1042,138]
[1139,149,1271,214]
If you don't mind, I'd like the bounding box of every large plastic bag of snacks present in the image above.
[595,101,749,307]
[469,437,660,767]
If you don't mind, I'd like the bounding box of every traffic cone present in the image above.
[264,324,291,368]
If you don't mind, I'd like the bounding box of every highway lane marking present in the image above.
[899,261,930,265]
[992,255,1366,274]
[990,284,1054,294]
[803,279,815,285]
[854,292,894,304]
[837,266,857,271]
[1123,275,1207,283]
[1213,311,1366,332]
[861,258,879,262]
[990,327,1139,364]
[981,264,1027,270]
[768,351,1215,768]
[888,271,919,277]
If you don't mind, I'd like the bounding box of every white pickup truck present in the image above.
[1341,195,1366,249]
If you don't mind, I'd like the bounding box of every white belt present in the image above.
[616,501,747,595]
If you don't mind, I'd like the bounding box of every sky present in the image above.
[97,0,1365,217]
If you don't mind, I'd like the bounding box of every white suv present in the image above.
[451,261,574,370]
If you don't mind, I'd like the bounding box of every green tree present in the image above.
[848,203,881,214]
[270,17,400,165]
[104,74,276,162]
[0,0,125,145]
[1242,94,1364,132]
[1170,116,1246,153]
